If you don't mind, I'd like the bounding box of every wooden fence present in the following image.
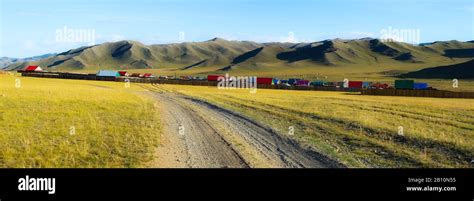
[147,79,362,92]
[362,89,474,99]
[21,71,474,98]
[19,71,112,81]
[17,71,363,92]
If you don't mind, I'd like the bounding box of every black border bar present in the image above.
[0,169,472,200]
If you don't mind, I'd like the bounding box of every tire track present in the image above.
[147,86,342,168]
[150,92,249,168]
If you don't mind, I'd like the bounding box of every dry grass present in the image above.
[155,84,474,168]
[0,75,161,168]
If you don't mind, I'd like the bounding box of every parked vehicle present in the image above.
[272,78,280,85]
[288,78,301,85]
[325,82,337,87]
[194,77,206,81]
[348,81,363,88]
[296,80,310,86]
[207,75,223,81]
[370,82,389,89]
[413,82,429,90]
[310,81,325,87]
[362,82,372,89]
[395,80,415,89]
[336,82,345,88]
[257,77,273,85]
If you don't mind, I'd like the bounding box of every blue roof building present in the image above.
[96,70,120,77]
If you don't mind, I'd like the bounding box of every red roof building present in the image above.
[257,77,273,85]
[207,75,223,81]
[142,73,153,78]
[348,81,363,88]
[24,66,43,72]
[118,71,128,76]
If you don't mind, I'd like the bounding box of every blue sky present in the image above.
[0,0,473,58]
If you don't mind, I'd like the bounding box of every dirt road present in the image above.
[146,85,342,168]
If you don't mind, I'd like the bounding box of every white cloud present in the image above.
[208,32,316,43]
[278,32,313,43]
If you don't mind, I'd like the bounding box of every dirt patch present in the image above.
[146,86,342,168]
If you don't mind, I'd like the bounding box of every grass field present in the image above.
[0,74,161,168]
[155,84,474,168]
[1,72,472,168]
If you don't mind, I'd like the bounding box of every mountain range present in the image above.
[0,53,56,69]
[4,38,474,78]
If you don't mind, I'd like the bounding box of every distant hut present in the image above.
[256,77,273,85]
[96,70,120,77]
[296,80,310,86]
[24,66,43,72]
[118,71,129,77]
[142,73,153,78]
[272,78,280,85]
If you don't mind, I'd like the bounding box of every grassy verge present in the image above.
[155,84,474,168]
[0,75,160,168]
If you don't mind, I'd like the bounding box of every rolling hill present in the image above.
[0,53,56,69]
[399,59,474,79]
[5,38,474,78]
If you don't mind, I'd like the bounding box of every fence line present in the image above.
[18,71,474,98]
[147,79,362,92]
[362,89,474,99]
